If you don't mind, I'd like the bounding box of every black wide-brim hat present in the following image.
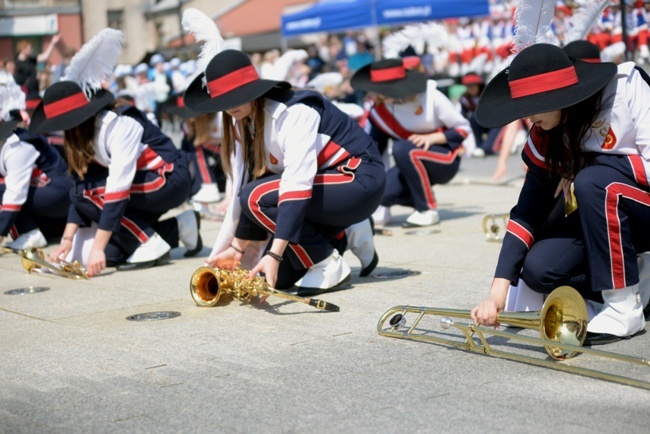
[0,120,19,143]
[164,95,200,120]
[29,81,114,135]
[350,58,428,99]
[184,49,290,113]
[476,44,616,129]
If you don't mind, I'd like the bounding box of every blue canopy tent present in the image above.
[281,0,490,37]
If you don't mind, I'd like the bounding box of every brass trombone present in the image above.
[190,266,340,312]
[481,213,509,242]
[1,246,88,279]
[377,286,650,390]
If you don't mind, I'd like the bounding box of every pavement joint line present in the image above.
[0,307,59,323]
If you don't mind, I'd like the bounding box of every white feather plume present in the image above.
[0,71,25,121]
[563,0,609,44]
[63,28,124,96]
[182,8,224,72]
[512,0,557,54]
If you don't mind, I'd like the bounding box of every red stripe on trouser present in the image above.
[196,147,212,184]
[409,148,459,209]
[628,156,649,187]
[603,183,650,288]
[247,180,314,268]
[9,226,18,239]
[83,188,149,243]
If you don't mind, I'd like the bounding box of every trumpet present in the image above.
[190,266,340,312]
[377,286,650,390]
[1,246,88,279]
[481,213,509,242]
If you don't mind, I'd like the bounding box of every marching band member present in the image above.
[0,72,71,249]
[184,48,385,292]
[28,29,200,277]
[471,43,649,345]
[350,58,475,227]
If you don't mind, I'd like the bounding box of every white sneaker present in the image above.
[372,205,391,226]
[587,284,646,337]
[345,218,378,277]
[404,209,440,227]
[8,228,47,250]
[294,249,351,295]
[125,233,171,263]
[471,148,486,158]
[191,183,221,203]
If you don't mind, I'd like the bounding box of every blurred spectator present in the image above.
[305,44,325,80]
[14,34,60,109]
[347,36,375,73]
[51,48,75,83]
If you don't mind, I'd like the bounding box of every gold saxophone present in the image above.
[190,266,339,312]
[1,246,88,279]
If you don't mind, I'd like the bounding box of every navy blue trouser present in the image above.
[382,140,460,212]
[70,162,192,264]
[236,152,386,289]
[574,155,650,291]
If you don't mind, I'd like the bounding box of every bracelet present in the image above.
[264,251,283,262]
[230,243,245,254]
[62,236,73,242]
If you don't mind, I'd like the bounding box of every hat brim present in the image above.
[184,73,290,113]
[476,61,617,129]
[0,120,18,143]
[350,64,428,99]
[29,90,115,136]
[163,101,201,120]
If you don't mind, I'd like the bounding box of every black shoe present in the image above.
[359,251,379,277]
[644,303,650,321]
[584,329,646,346]
[184,211,203,258]
[116,252,171,271]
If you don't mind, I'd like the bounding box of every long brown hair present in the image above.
[221,98,267,180]
[187,112,217,146]
[63,98,132,179]
[545,89,604,179]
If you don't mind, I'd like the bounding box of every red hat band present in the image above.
[207,65,259,98]
[370,66,406,83]
[43,92,90,119]
[508,66,578,99]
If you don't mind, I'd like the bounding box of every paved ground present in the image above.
[1,153,648,434]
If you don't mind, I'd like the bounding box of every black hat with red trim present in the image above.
[29,82,114,135]
[563,40,601,63]
[28,28,123,135]
[184,49,290,113]
[476,44,616,129]
[350,58,427,99]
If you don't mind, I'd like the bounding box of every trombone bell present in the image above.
[482,213,509,242]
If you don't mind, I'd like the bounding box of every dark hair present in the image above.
[545,89,604,179]
[221,97,267,180]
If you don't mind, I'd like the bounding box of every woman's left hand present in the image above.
[247,255,280,288]
[409,132,444,151]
